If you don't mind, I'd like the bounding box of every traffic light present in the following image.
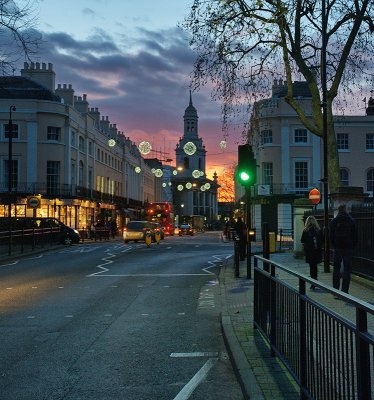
[237,144,256,186]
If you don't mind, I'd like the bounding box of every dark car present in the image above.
[178,224,194,236]
[123,221,154,243]
[0,217,80,245]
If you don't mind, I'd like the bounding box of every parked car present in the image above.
[151,222,165,240]
[123,221,154,243]
[178,224,194,236]
[0,217,80,245]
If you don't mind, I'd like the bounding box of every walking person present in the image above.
[329,204,358,294]
[301,216,323,289]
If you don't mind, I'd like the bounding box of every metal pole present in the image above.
[321,0,330,273]
[246,186,251,279]
[8,106,16,256]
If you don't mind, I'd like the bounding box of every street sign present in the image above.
[27,195,41,209]
[308,188,321,205]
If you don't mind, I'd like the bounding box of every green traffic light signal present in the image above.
[239,171,250,182]
[237,144,256,186]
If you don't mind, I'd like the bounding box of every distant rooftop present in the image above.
[0,76,61,101]
[272,79,312,98]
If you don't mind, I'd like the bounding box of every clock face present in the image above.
[108,139,116,147]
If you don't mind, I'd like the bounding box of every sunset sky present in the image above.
[32,0,244,179]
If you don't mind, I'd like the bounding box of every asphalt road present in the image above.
[0,232,244,400]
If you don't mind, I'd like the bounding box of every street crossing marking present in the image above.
[172,358,218,400]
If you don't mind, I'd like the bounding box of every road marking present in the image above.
[64,315,73,318]
[27,316,35,319]
[177,312,185,315]
[104,314,112,317]
[0,261,19,268]
[58,286,64,289]
[88,273,212,277]
[6,287,13,290]
[170,352,219,358]
[86,253,116,276]
[173,358,218,400]
[141,313,149,316]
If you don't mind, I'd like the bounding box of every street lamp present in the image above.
[8,105,16,255]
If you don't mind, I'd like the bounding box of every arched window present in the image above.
[367,168,374,193]
[183,156,189,169]
[340,168,349,186]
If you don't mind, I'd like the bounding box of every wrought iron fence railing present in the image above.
[253,255,374,400]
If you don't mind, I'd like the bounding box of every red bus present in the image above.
[145,202,175,236]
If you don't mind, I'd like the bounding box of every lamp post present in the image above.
[8,105,16,256]
[321,0,330,273]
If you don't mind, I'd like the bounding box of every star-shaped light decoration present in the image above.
[183,141,197,155]
[177,185,183,191]
[135,166,141,173]
[138,141,152,155]
[192,170,200,178]
[186,182,192,189]
[219,140,227,150]
[154,169,163,177]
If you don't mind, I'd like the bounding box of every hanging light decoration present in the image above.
[183,141,197,155]
[219,140,227,150]
[162,182,167,187]
[154,169,163,177]
[168,182,172,186]
[138,141,152,155]
[186,182,192,189]
[177,185,183,191]
[135,166,141,173]
[200,185,206,191]
[172,170,178,175]
[199,171,204,176]
[204,183,211,190]
[192,169,200,178]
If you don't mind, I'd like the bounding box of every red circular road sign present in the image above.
[309,188,321,205]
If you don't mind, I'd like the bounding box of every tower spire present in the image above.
[189,89,192,106]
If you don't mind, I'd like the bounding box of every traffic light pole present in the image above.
[246,186,251,279]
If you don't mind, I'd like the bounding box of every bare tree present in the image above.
[183,0,374,191]
[0,0,40,74]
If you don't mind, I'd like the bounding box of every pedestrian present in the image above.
[301,216,323,289]
[110,218,117,238]
[329,204,358,294]
[234,216,247,261]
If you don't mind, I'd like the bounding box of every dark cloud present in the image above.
[31,25,240,173]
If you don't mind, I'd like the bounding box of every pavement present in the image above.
[219,240,374,400]
[2,234,374,399]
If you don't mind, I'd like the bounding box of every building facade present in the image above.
[245,79,374,235]
[0,62,155,230]
[171,92,219,224]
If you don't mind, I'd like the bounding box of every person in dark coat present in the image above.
[301,215,323,289]
[234,216,247,261]
[329,204,358,294]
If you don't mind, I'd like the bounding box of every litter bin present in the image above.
[269,232,276,253]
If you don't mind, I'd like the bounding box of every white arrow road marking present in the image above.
[173,358,218,400]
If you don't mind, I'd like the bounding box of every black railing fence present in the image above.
[253,255,374,400]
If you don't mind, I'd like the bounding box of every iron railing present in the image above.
[253,255,374,400]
